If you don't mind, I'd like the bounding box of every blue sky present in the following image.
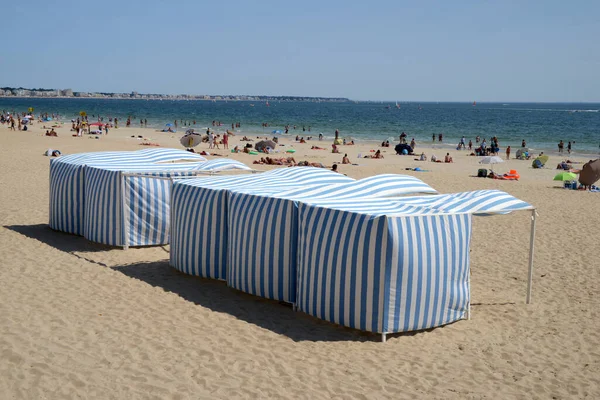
[1,0,599,101]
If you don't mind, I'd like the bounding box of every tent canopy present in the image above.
[275,174,438,200]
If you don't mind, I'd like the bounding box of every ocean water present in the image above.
[2,98,599,155]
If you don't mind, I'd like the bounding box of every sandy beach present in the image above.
[1,121,599,399]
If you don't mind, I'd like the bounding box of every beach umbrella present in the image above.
[532,155,549,169]
[255,140,277,152]
[180,133,202,148]
[553,172,577,181]
[579,159,600,186]
[394,143,413,155]
[479,156,504,172]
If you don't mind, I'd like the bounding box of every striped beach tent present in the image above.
[169,167,355,280]
[49,149,253,247]
[295,191,535,341]
[49,149,205,236]
[227,174,438,304]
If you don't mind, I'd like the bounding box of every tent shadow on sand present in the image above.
[3,223,439,342]
[4,224,113,267]
[112,260,437,342]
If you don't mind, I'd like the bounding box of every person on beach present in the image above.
[444,153,453,163]
[410,138,416,149]
[432,133,435,142]
[208,131,214,149]
[365,150,384,159]
[331,164,339,173]
[438,133,443,142]
[568,141,572,154]
[506,146,511,160]
[342,153,350,164]
[558,140,564,153]
[522,139,526,147]
[223,132,229,149]
[468,140,472,150]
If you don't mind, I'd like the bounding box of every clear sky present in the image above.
[1,0,599,102]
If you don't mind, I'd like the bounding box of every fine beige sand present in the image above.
[1,121,599,399]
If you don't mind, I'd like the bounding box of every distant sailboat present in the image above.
[472,101,477,106]
[266,101,270,107]
[395,101,400,109]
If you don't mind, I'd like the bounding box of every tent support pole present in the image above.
[526,209,536,304]
[381,333,387,343]
[121,172,129,250]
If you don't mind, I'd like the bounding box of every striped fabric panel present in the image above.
[297,205,389,332]
[228,193,297,302]
[123,176,172,246]
[384,213,471,333]
[83,167,122,246]
[169,185,228,279]
[49,160,85,235]
[296,203,471,334]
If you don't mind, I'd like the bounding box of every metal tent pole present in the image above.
[121,172,129,250]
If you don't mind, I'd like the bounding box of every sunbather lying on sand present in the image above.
[364,150,384,159]
[254,157,297,166]
[295,161,328,168]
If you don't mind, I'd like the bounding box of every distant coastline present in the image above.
[0,87,349,102]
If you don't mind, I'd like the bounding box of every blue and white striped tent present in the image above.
[294,190,535,340]
[227,175,438,304]
[169,167,355,280]
[49,149,252,247]
[49,149,206,236]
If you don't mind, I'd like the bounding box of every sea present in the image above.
[2,98,599,156]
